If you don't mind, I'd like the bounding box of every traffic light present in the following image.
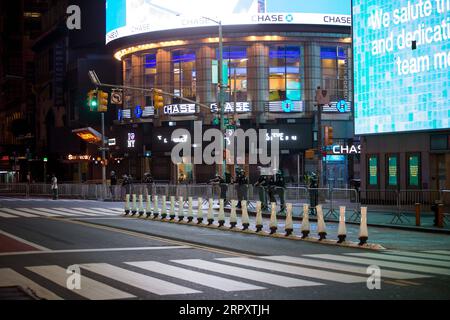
[153,89,164,109]
[324,126,334,146]
[87,90,98,112]
[98,90,109,112]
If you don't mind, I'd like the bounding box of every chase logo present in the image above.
[134,105,143,118]
[285,14,294,23]
[336,100,348,113]
[282,100,293,113]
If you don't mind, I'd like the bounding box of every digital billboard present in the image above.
[106,0,351,44]
[353,0,450,135]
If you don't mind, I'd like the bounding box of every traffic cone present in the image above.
[218,199,225,227]
[145,195,152,218]
[178,196,184,222]
[337,206,347,243]
[207,198,214,225]
[197,197,203,224]
[229,200,237,229]
[169,196,176,220]
[138,194,145,217]
[124,194,130,215]
[152,195,159,219]
[317,205,327,240]
[131,194,137,216]
[255,201,263,232]
[187,197,194,223]
[160,195,167,219]
[269,202,278,234]
[359,207,369,245]
[301,204,310,239]
[285,203,294,236]
[241,200,250,230]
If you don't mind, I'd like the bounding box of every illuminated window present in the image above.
[217,47,248,102]
[321,46,349,102]
[172,50,196,101]
[269,46,301,102]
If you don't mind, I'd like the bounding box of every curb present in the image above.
[122,213,386,251]
[224,207,450,235]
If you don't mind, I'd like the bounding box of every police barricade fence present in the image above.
[0,183,29,196]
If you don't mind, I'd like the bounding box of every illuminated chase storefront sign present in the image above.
[353,0,450,134]
[332,144,361,154]
[163,104,197,115]
[106,0,351,44]
[210,102,251,113]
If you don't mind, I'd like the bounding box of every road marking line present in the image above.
[80,263,200,295]
[0,208,39,218]
[49,208,96,216]
[0,268,62,300]
[0,246,190,257]
[305,254,450,276]
[91,208,122,215]
[345,253,450,268]
[395,279,422,286]
[173,259,323,288]
[385,251,450,261]
[383,280,409,287]
[0,229,50,251]
[261,256,430,280]
[0,210,18,218]
[422,250,450,256]
[216,257,367,284]
[27,265,135,300]
[23,208,68,218]
[72,208,117,216]
[127,261,265,292]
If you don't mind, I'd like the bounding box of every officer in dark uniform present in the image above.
[274,169,287,213]
[234,167,248,208]
[309,171,319,215]
[143,172,154,199]
[254,167,269,211]
[209,174,227,201]
[122,174,131,195]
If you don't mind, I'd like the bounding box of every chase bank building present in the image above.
[106,0,358,185]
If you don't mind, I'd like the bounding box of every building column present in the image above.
[247,43,269,126]
[303,42,322,114]
[131,54,145,108]
[156,49,173,105]
[196,46,215,122]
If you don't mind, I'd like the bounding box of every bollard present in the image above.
[131,194,137,216]
[241,200,250,230]
[187,197,194,223]
[269,202,278,235]
[284,203,293,236]
[138,194,145,217]
[207,198,214,225]
[197,197,203,224]
[437,204,444,228]
[316,205,327,241]
[337,206,347,243]
[255,201,263,232]
[161,195,167,219]
[169,196,176,220]
[218,199,225,227]
[415,203,421,226]
[178,196,185,222]
[124,194,130,215]
[152,195,159,219]
[301,204,310,239]
[229,200,238,229]
[145,194,152,218]
[358,207,369,245]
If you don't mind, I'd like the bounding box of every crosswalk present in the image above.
[0,198,97,202]
[1,249,449,300]
[0,207,124,219]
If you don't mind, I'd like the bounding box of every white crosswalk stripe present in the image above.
[26,265,135,300]
[216,257,367,283]
[305,254,450,276]
[0,208,39,218]
[72,208,117,216]
[50,208,96,216]
[127,261,265,292]
[80,263,201,295]
[0,210,19,218]
[16,208,62,217]
[0,268,62,300]
[345,252,450,268]
[422,250,450,256]
[384,251,450,262]
[173,259,324,287]
[261,255,431,280]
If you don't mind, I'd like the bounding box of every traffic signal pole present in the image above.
[101,112,106,191]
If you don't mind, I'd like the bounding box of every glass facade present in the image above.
[172,49,196,102]
[269,46,301,102]
[321,46,349,102]
[219,46,248,102]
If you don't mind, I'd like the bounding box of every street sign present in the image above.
[111,90,123,105]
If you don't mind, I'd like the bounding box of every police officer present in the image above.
[234,167,248,208]
[209,174,227,201]
[110,171,117,200]
[274,169,287,213]
[143,172,154,199]
[122,174,131,195]
[309,171,319,215]
[254,167,269,211]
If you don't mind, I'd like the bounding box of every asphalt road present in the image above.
[1,197,450,300]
